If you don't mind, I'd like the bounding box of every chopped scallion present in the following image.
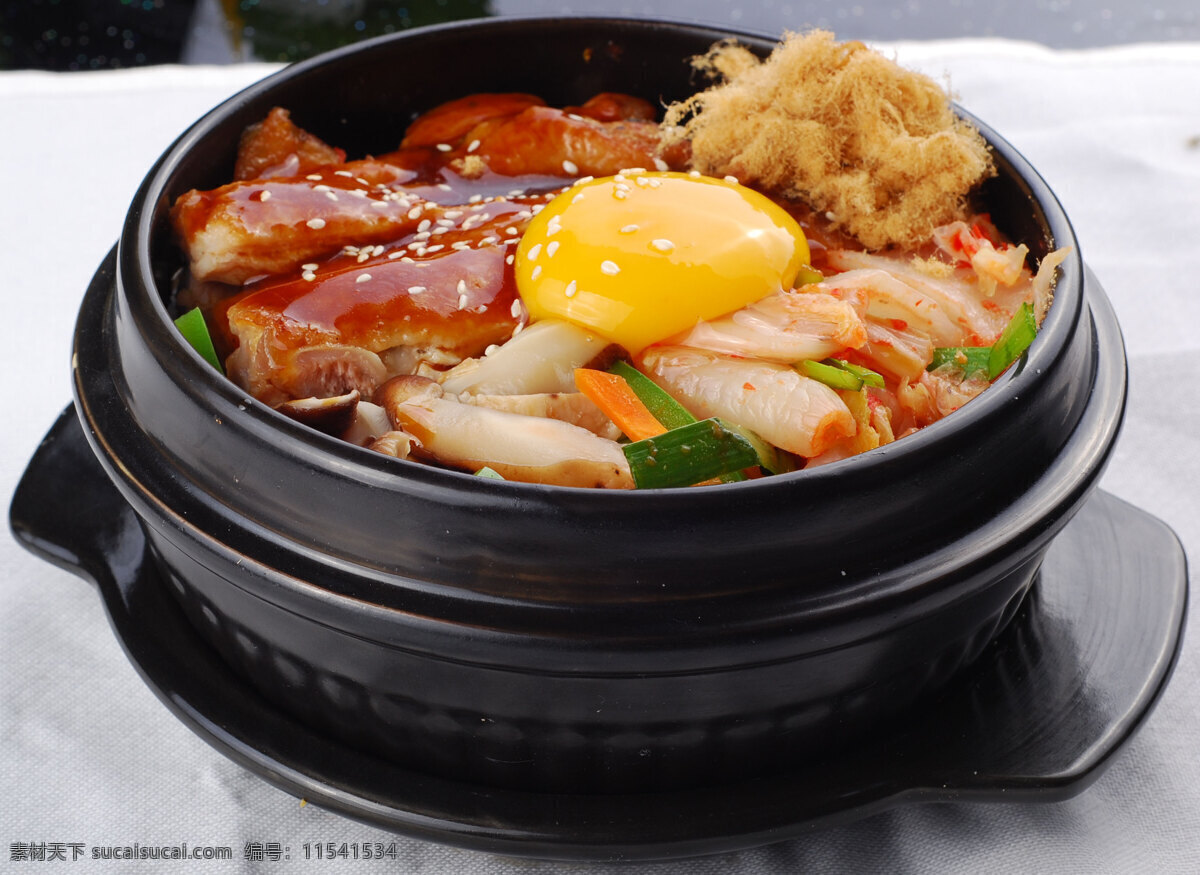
[928,346,991,377]
[799,358,863,391]
[174,307,224,374]
[475,466,505,480]
[987,302,1037,379]
[720,421,798,475]
[832,359,885,388]
[622,418,759,489]
[608,360,696,430]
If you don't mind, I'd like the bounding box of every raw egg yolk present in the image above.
[514,171,810,353]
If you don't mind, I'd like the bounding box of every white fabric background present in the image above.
[2,40,1199,872]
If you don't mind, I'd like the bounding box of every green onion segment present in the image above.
[475,466,505,480]
[174,307,224,374]
[929,301,1038,380]
[622,417,760,489]
[608,360,696,430]
[928,346,991,377]
[799,358,884,392]
[987,302,1038,379]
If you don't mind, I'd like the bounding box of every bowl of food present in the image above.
[65,16,1125,798]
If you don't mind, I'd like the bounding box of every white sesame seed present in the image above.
[408,285,426,294]
[653,158,669,171]
[301,262,318,271]
[508,189,525,197]
[468,194,483,204]
[504,226,518,236]
[651,239,675,252]
[531,265,542,280]
[436,183,452,191]
[573,175,594,187]
[369,200,388,209]
[414,247,427,257]
[425,244,444,253]
[619,224,639,234]
[547,241,559,257]
[313,184,331,192]
[457,279,468,296]
[356,273,372,283]
[600,260,620,276]
[825,211,836,221]
[481,235,500,245]
[357,251,370,263]
[458,293,468,310]
[437,218,455,228]
[388,251,404,259]
[414,231,431,241]
[444,210,463,219]
[417,219,431,232]
[636,177,650,187]
[355,177,370,186]
[513,321,524,335]
[408,206,423,219]
[564,280,578,298]
[467,139,480,153]
[571,193,584,204]
[334,170,354,177]
[306,218,326,229]
[260,190,272,201]
[306,174,323,181]
[562,159,579,175]
[484,344,499,356]
[436,143,453,152]
[723,175,739,184]
[614,190,627,200]
[567,113,584,121]
[527,243,542,261]
[302,271,316,282]
[614,174,627,183]
[510,299,522,318]
[505,254,515,264]
[325,191,339,202]
[452,241,472,250]
[531,204,545,214]
[622,167,647,174]
[347,189,368,198]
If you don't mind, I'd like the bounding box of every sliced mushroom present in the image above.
[274,390,360,437]
[367,430,417,459]
[461,392,621,440]
[342,400,392,446]
[376,375,632,488]
[439,319,625,396]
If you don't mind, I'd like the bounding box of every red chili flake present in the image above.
[743,382,757,391]
[890,319,908,331]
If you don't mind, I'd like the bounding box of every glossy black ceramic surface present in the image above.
[39,18,1132,794]
[9,407,1187,860]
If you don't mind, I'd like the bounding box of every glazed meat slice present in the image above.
[171,159,425,284]
[399,93,547,149]
[225,244,520,404]
[233,106,347,181]
[469,106,687,177]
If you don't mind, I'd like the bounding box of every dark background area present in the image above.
[3,0,1198,71]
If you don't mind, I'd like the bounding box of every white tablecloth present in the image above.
[3,38,1199,873]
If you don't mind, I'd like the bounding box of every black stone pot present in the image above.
[69,17,1125,794]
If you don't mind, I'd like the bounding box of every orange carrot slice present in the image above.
[574,367,667,441]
